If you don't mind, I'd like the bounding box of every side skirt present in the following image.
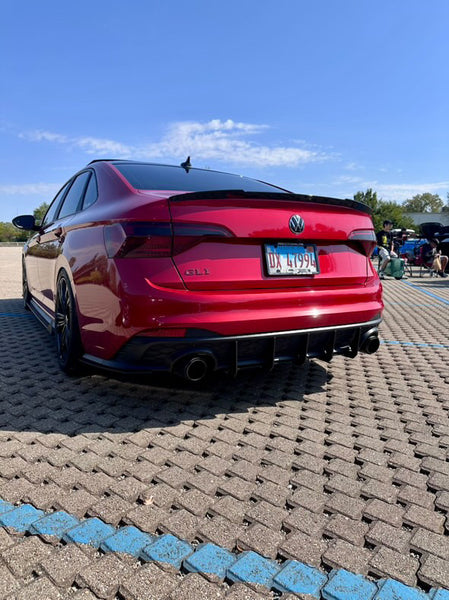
[29,298,54,335]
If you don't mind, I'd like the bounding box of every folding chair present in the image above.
[412,245,436,277]
[399,252,413,277]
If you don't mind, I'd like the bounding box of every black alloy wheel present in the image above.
[55,271,82,373]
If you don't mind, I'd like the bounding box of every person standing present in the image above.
[376,220,397,279]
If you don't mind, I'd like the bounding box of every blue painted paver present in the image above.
[380,340,449,350]
[63,517,115,547]
[0,499,448,599]
[273,560,327,597]
[0,500,15,515]
[0,505,44,531]
[374,579,429,599]
[140,534,192,569]
[101,526,155,557]
[430,591,449,600]
[184,542,236,578]
[29,511,80,537]
[322,569,377,600]
[227,551,280,588]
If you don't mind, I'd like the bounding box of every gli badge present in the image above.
[289,215,305,235]
[184,268,210,276]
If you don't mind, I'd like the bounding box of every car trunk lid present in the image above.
[168,190,375,291]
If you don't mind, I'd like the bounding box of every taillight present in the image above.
[349,229,377,256]
[172,223,233,254]
[104,223,172,258]
[104,222,233,258]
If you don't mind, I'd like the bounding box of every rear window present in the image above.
[113,163,288,194]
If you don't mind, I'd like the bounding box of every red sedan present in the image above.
[13,160,383,381]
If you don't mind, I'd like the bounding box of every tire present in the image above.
[22,259,31,310]
[54,271,83,374]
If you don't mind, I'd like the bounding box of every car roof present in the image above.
[87,159,250,178]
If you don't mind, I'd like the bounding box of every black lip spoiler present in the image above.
[168,189,372,215]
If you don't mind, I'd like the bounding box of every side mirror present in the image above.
[12,215,40,231]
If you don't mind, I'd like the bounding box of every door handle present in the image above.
[54,227,65,242]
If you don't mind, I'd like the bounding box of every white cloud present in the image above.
[75,136,133,157]
[334,175,365,185]
[144,119,327,166]
[171,119,268,135]
[19,130,68,144]
[0,183,60,196]
[344,162,359,171]
[143,124,321,167]
[20,119,329,168]
[20,129,132,158]
[375,181,449,201]
[332,177,449,202]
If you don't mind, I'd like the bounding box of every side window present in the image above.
[41,181,71,227]
[58,172,91,220]
[82,173,98,209]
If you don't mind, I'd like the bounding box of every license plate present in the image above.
[265,243,319,276]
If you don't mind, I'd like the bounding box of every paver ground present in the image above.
[0,246,448,599]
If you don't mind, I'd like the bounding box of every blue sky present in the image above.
[1,0,448,222]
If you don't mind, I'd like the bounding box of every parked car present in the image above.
[420,223,449,262]
[399,238,427,262]
[13,160,383,381]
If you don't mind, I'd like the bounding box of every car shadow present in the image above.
[0,298,330,437]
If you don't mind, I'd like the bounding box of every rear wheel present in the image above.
[55,271,82,373]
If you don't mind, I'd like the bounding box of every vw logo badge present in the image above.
[289,214,305,234]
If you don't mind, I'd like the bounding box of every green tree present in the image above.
[402,193,443,213]
[0,222,16,242]
[354,189,414,232]
[442,193,449,212]
[0,201,49,241]
[377,201,415,231]
[0,222,28,242]
[33,202,49,225]
[354,188,378,212]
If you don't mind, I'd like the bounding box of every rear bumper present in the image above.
[78,273,383,361]
[81,317,382,376]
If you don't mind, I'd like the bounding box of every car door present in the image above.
[25,181,71,305]
[37,171,91,314]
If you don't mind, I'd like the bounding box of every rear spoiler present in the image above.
[169,189,372,215]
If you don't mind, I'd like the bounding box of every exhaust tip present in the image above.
[173,353,215,382]
[184,357,209,382]
[363,336,380,354]
[360,328,380,354]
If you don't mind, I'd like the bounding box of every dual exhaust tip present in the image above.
[172,328,380,382]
